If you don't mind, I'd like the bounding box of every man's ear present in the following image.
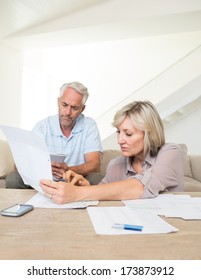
[81,105,86,112]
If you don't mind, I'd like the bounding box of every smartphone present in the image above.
[0,204,34,217]
[50,154,66,163]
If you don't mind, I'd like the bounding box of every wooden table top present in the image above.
[0,189,201,260]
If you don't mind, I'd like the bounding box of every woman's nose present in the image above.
[117,133,125,144]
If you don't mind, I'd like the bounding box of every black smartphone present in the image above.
[0,204,34,217]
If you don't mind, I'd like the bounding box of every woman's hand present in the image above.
[40,179,78,204]
[63,170,90,186]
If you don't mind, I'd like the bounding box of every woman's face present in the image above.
[117,116,144,158]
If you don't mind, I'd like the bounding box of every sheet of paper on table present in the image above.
[122,194,201,220]
[26,192,99,209]
[87,206,178,235]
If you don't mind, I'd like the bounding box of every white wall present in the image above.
[165,108,201,154]
[21,31,201,132]
[0,44,23,139]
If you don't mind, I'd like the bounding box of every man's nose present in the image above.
[65,105,72,115]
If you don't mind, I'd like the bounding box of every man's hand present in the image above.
[51,162,68,179]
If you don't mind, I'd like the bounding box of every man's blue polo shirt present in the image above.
[32,114,102,166]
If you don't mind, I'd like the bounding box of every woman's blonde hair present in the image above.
[112,101,165,157]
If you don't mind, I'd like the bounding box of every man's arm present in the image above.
[68,151,101,176]
[52,151,101,178]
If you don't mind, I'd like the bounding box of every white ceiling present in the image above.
[1,0,201,50]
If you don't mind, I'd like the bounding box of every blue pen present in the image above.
[112,223,143,231]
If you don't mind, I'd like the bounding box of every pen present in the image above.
[112,223,143,231]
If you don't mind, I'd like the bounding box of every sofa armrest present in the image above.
[0,179,6,189]
[189,155,201,183]
[0,139,14,179]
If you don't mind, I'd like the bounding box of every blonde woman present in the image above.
[40,101,184,204]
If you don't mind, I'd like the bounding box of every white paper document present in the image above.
[87,206,178,235]
[162,197,201,220]
[0,125,52,192]
[123,194,201,220]
[1,125,99,209]
[26,192,99,209]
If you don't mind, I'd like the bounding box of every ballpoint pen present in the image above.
[112,223,143,231]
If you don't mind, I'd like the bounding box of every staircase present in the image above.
[97,44,201,146]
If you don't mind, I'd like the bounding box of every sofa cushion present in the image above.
[0,139,14,178]
[184,176,201,192]
[179,143,193,178]
[100,150,121,176]
[0,179,6,188]
[189,155,201,183]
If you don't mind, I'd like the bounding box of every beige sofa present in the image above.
[1,139,201,191]
[0,139,14,189]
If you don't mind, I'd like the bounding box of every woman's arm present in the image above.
[40,178,144,204]
[140,144,184,198]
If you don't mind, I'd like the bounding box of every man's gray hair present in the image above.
[59,82,89,104]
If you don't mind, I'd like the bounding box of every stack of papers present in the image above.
[123,194,201,220]
[87,194,201,234]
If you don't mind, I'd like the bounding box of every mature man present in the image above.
[6,81,103,188]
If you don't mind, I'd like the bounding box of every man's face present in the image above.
[58,87,85,128]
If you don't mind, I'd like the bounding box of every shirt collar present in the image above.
[144,152,156,165]
[126,157,134,174]
[71,114,84,134]
[51,115,62,136]
[126,151,156,174]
